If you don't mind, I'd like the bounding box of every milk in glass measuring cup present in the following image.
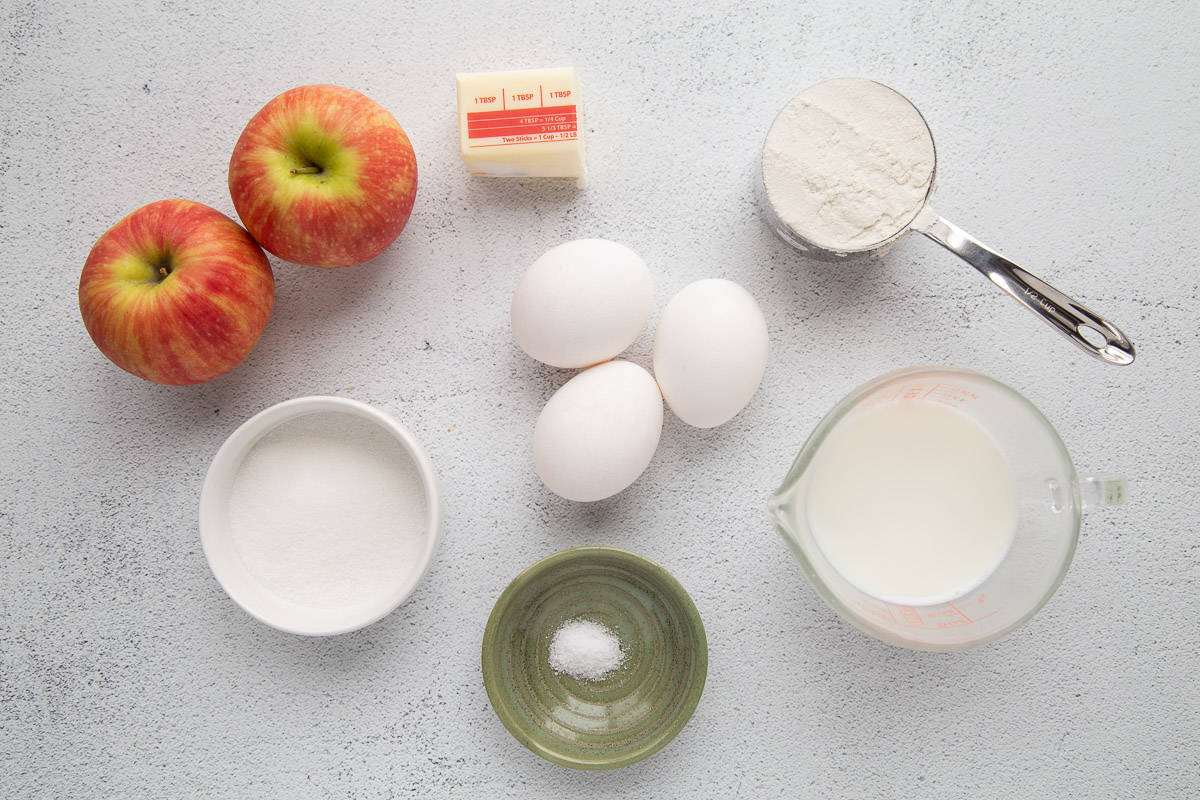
[760,78,1135,366]
[767,367,1126,650]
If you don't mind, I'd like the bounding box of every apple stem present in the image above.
[158,267,169,278]
[290,166,321,175]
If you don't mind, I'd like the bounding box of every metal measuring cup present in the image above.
[760,79,1135,366]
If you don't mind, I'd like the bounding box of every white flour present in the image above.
[228,412,428,609]
[762,78,935,252]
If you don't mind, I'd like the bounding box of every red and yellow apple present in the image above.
[227,84,418,268]
[78,199,275,385]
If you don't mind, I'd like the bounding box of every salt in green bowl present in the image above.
[481,546,708,770]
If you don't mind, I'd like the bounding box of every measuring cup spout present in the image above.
[766,494,792,535]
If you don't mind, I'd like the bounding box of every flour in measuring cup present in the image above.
[762,78,936,252]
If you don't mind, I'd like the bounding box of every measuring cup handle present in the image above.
[911,208,1135,366]
[1079,474,1127,510]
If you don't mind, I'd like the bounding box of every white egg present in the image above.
[653,279,769,428]
[533,360,663,502]
[511,239,653,369]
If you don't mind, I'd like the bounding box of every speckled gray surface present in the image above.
[2,0,1198,797]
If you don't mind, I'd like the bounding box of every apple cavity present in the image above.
[227,84,418,268]
[78,199,275,385]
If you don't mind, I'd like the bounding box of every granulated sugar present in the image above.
[548,618,624,681]
[228,412,428,609]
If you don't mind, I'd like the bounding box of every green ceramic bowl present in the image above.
[481,546,707,770]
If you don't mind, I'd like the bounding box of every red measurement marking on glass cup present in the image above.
[859,592,1003,630]
[875,382,980,409]
[896,605,924,627]
[856,598,896,625]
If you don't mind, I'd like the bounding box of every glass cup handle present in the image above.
[1079,475,1127,510]
[911,207,1136,367]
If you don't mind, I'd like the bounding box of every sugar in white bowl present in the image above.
[200,397,440,636]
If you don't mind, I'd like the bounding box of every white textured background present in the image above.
[2,1,1198,797]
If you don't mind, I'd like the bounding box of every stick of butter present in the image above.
[456,67,586,179]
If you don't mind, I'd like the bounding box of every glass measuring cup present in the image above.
[767,366,1126,650]
[759,78,1135,367]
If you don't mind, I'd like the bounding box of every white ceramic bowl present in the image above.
[199,396,440,636]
